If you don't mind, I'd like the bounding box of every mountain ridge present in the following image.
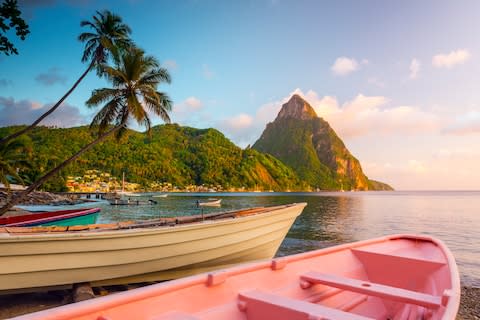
[253,94,393,191]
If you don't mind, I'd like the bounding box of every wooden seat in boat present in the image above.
[300,272,442,309]
[238,290,374,320]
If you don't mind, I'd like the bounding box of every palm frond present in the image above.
[86,88,118,108]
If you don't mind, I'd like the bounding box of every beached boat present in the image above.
[0,203,306,294]
[198,199,221,207]
[0,207,100,227]
[14,234,460,320]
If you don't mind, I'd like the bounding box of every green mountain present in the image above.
[253,94,393,191]
[0,124,304,191]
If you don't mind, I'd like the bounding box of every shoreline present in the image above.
[0,285,478,319]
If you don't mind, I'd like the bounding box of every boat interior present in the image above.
[0,205,284,234]
[52,236,456,320]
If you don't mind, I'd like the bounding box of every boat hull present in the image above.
[0,203,305,293]
[0,208,100,227]
[13,234,460,320]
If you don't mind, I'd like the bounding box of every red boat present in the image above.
[0,207,100,227]
[14,234,460,320]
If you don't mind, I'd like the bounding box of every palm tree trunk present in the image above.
[0,124,123,216]
[0,60,95,147]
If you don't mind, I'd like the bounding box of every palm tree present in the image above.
[0,136,31,202]
[0,48,172,215]
[0,10,132,146]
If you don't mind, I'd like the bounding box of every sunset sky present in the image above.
[1,0,480,190]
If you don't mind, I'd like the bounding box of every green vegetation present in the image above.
[0,0,29,56]
[0,10,174,215]
[254,118,339,190]
[253,95,393,191]
[0,134,31,192]
[0,124,303,192]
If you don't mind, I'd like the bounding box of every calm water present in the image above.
[88,191,479,287]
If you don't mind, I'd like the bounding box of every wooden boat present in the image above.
[198,199,221,207]
[0,207,100,227]
[14,234,460,320]
[0,203,306,294]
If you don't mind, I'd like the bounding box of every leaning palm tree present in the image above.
[0,10,132,146]
[0,136,31,202]
[0,48,172,215]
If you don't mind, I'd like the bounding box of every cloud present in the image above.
[202,64,215,79]
[250,89,440,140]
[442,111,480,135]
[313,94,439,138]
[0,96,86,127]
[331,57,359,76]
[217,114,254,147]
[409,58,420,79]
[0,79,12,87]
[221,114,253,131]
[163,60,178,70]
[176,96,203,111]
[35,68,67,86]
[432,49,471,68]
[171,96,205,123]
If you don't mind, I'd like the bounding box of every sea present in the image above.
[61,191,479,287]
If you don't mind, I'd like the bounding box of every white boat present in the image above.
[0,203,306,293]
[153,194,168,198]
[198,199,222,207]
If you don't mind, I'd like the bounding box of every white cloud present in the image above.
[0,96,86,127]
[171,96,205,124]
[442,111,480,135]
[409,58,420,79]
[202,64,215,79]
[221,114,253,130]
[183,97,203,110]
[331,57,359,76]
[217,113,255,147]
[257,89,440,139]
[432,49,471,68]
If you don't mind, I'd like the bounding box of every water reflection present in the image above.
[89,191,479,286]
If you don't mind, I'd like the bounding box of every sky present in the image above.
[1,0,480,190]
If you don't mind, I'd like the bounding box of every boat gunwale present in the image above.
[13,233,460,320]
[0,208,101,227]
[0,203,307,241]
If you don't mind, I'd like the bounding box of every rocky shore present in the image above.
[458,286,480,319]
[0,190,83,216]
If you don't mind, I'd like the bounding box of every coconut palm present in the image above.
[0,10,132,146]
[0,136,31,201]
[0,48,172,215]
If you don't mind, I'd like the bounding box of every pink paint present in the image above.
[13,234,460,320]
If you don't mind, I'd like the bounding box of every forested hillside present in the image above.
[0,124,304,191]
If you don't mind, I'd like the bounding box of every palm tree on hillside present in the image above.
[0,47,172,215]
[0,10,132,146]
[0,136,31,200]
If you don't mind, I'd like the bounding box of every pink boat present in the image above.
[14,234,460,320]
